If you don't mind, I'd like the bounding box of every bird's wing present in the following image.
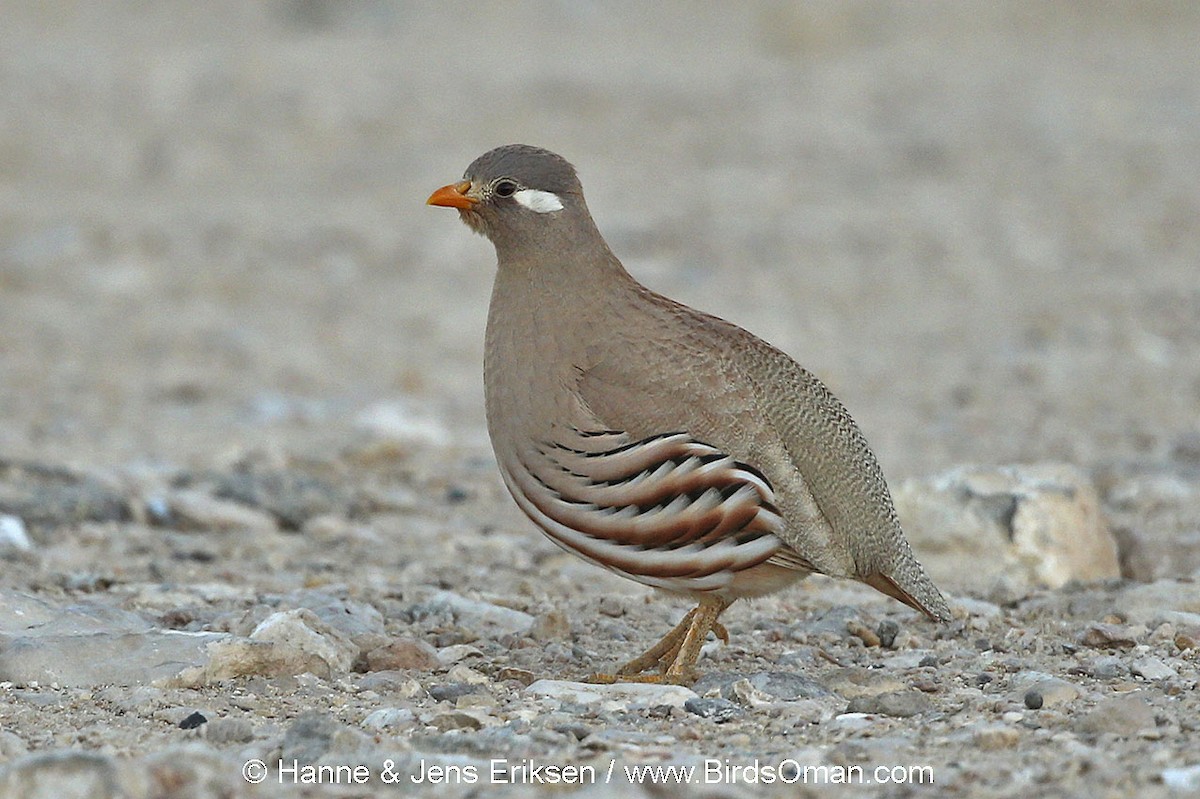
[498,428,810,594]
[736,338,951,621]
[570,304,949,621]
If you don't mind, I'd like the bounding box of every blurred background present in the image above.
[2,1,1198,480]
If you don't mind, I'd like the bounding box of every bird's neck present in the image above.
[483,229,646,439]
[489,222,639,324]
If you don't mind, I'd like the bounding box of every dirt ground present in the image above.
[2,3,1200,798]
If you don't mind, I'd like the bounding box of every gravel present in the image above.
[3,4,1200,798]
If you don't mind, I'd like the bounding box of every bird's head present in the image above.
[427,144,588,247]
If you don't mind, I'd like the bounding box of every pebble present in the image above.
[1075,694,1157,736]
[823,667,908,699]
[551,721,591,741]
[810,606,864,635]
[974,724,1020,750]
[430,711,485,732]
[1162,764,1200,792]
[429,682,476,703]
[695,671,832,702]
[954,596,1003,618]
[415,591,534,637]
[300,513,366,542]
[0,463,129,529]
[1132,655,1179,681]
[881,651,930,669]
[365,637,439,671]
[773,699,836,726]
[0,514,33,551]
[356,672,425,697]
[168,489,278,533]
[248,608,358,678]
[1122,580,1200,623]
[845,690,932,718]
[362,708,416,730]
[283,591,385,645]
[446,664,490,685]
[354,399,450,447]
[725,679,775,707]
[210,466,357,530]
[496,667,536,686]
[876,619,900,648]
[894,463,1120,588]
[436,644,485,665]
[1,608,226,687]
[847,620,880,647]
[831,712,875,730]
[1079,623,1144,649]
[0,730,28,759]
[204,717,254,743]
[526,679,697,710]
[1013,675,1082,708]
[1085,655,1128,679]
[684,697,741,722]
[177,711,207,730]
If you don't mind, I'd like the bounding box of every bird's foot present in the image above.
[584,668,697,686]
[585,597,729,687]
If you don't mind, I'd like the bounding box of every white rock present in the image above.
[420,591,535,636]
[831,712,875,730]
[726,678,776,708]
[954,596,1003,618]
[1012,673,1083,707]
[1132,656,1179,681]
[526,679,697,710]
[355,400,449,446]
[0,592,228,687]
[362,708,415,730]
[248,609,358,677]
[0,515,32,551]
[1163,763,1200,792]
[446,664,490,686]
[895,464,1120,589]
[437,644,485,665]
[169,489,278,533]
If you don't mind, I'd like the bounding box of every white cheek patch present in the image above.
[513,188,564,213]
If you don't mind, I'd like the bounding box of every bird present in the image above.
[427,144,950,684]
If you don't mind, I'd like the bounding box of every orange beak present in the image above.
[426,181,478,209]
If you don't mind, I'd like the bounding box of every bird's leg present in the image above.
[616,608,697,676]
[659,596,730,684]
[586,608,696,684]
[644,617,727,673]
[587,597,730,685]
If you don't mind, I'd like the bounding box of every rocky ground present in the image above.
[3,3,1200,798]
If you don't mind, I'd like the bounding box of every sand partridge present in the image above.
[428,144,950,684]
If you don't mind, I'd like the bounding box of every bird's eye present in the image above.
[494,180,518,198]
